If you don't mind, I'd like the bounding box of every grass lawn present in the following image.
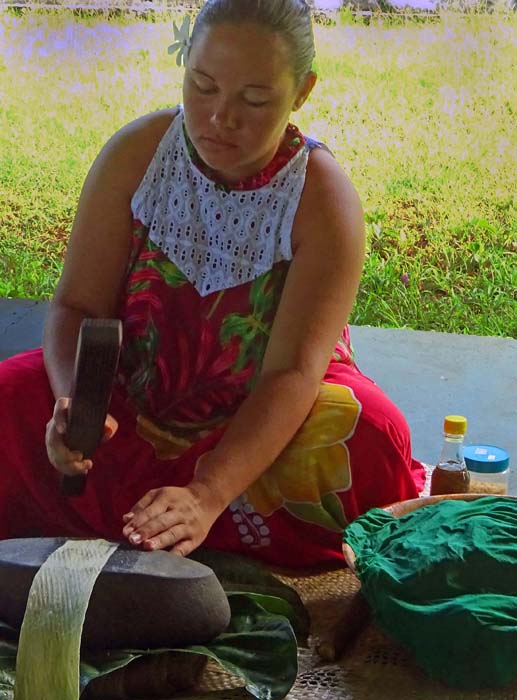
[0,9,515,336]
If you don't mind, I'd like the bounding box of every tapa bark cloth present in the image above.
[343,496,517,689]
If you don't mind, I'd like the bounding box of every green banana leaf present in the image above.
[190,549,310,645]
[0,636,17,700]
[0,619,138,700]
[167,593,298,700]
[83,592,299,700]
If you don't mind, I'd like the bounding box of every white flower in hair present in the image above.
[168,15,192,67]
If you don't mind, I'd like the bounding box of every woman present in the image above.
[0,0,425,567]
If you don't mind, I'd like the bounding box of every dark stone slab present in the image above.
[0,538,231,651]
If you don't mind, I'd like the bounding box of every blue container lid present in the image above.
[464,445,510,473]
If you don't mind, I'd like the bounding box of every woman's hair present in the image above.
[189,0,316,86]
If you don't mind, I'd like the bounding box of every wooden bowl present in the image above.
[342,493,517,574]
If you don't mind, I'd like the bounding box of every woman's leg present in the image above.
[0,349,60,538]
[324,362,426,516]
[0,350,421,566]
[206,364,425,568]
[0,349,147,540]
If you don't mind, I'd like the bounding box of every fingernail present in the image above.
[123,512,134,521]
[129,532,142,544]
[104,425,113,438]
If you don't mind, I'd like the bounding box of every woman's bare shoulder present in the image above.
[292,146,364,253]
[118,106,179,149]
[301,146,360,216]
[97,106,180,196]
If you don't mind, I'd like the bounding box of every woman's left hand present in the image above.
[122,483,222,557]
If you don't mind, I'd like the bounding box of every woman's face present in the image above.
[182,21,315,184]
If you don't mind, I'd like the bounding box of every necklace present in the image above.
[183,123,305,193]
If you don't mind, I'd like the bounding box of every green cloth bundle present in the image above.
[343,496,517,689]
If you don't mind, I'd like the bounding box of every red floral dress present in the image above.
[0,124,425,568]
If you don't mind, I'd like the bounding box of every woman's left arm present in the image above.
[123,150,365,554]
[193,149,366,497]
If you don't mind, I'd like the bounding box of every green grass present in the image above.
[0,9,516,336]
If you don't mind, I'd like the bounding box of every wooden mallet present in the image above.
[62,318,123,497]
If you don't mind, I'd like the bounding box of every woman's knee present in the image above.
[0,349,53,406]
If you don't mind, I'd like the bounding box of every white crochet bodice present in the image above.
[131,108,310,297]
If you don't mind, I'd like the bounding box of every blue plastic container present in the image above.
[464,445,510,494]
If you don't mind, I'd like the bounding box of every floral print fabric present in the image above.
[0,123,425,567]
[109,213,424,566]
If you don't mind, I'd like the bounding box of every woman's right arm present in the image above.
[43,107,178,473]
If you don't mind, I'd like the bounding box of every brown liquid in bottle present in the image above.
[430,461,470,495]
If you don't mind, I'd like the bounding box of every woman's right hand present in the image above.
[45,397,118,476]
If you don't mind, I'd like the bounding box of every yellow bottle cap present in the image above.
[444,415,467,435]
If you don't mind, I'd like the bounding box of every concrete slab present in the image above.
[0,298,48,360]
[1,298,515,494]
[349,326,517,497]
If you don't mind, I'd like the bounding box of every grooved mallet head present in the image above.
[62,318,122,497]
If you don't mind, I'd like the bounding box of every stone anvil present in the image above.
[0,538,231,650]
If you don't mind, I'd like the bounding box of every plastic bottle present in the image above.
[430,415,470,495]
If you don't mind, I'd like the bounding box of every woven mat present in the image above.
[96,466,517,699]
[191,465,517,700]
[193,561,517,700]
